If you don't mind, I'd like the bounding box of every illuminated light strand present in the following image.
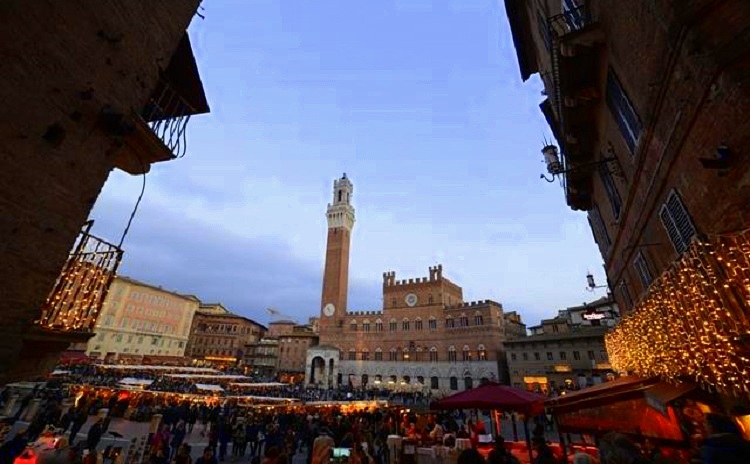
[36,231,123,333]
[607,231,750,398]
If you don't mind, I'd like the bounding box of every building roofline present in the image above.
[115,275,198,302]
[503,0,539,81]
[504,327,608,344]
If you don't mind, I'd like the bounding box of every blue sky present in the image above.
[91,0,608,326]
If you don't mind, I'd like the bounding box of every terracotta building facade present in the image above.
[84,276,199,361]
[306,175,525,393]
[504,1,750,388]
[186,304,266,367]
[0,1,209,383]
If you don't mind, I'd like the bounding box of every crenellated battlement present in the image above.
[382,264,444,287]
[347,310,384,317]
[443,299,502,310]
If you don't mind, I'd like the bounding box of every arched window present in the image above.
[446,316,455,329]
[430,376,439,389]
[389,348,398,361]
[389,319,397,331]
[450,376,458,390]
[477,344,487,361]
[417,376,425,385]
[350,320,357,331]
[402,375,411,385]
[363,320,370,332]
[464,376,474,390]
[460,313,469,327]
[415,317,423,331]
[348,348,356,360]
[338,190,342,202]
[428,294,434,304]
[389,375,397,384]
[429,317,437,330]
[474,312,484,326]
[415,346,423,362]
[375,319,383,332]
[429,346,438,362]
[448,345,457,362]
[374,347,383,361]
[402,318,410,331]
[375,374,383,383]
[462,345,472,362]
[402,347,410,361]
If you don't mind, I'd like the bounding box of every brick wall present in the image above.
[0,0,200,382]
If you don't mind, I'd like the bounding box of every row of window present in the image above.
[193,337,236,347]
[96,331,185,349]
[509,349,605,362]
[340,374,481,391]
[350,314,485,332]
[122,304,179,321]
[197,323,256,335]
[343,345,488,362]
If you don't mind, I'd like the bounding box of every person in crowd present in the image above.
[175,443,193,464]
[86,417,104,453]
[68,407,88,445]
[699,413,750,464]
[233,420,248,458]
[531,437,557,464]
[598,433,649,464]
[311,428,335,464]
[0,428,30,463]
[171,420,188,459]
[457,448,485,464]
[196,447,219,464]
[486,436,520,464]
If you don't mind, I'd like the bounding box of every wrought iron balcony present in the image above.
[140,79,196,159]
[36,221,123,333]
[548,5,592,39]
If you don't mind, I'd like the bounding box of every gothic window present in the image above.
[402,347,410,361]
[402,318,410,331]
[389,319,397,331]
[391,298,397,308]
[375,348,383,361]
[348,349,356,361]
[450,376,458,391]
[362,349,370,361]
[474,312,484,326]
[362,320,370,332]
[448,345,457,362]
[477,345,487,361]
[375,319,383,332]
[415,346,423,362]
[431,376,439,389]
[460,314,469,327]
[429,317,437,330]
[350,320,357,331]
[415,318,423,331]
[462,345,472,362]
[428,294,434,304]
[430,347,438,362]
[446,317,455,329]
[389,348,398,361]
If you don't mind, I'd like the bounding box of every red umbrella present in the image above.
[431,382,546,416]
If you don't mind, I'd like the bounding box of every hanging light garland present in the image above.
[37,227,123,332]
[606,230,750,397]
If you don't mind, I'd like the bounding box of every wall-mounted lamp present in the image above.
[699,144,733,171]
[539,144,618,183]
[586,273,608,292]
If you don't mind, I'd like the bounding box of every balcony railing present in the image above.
[140,79,196,159]
[37,222,123,332]
[548,5,592,39]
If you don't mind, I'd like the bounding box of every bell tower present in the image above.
[320,173,355,331]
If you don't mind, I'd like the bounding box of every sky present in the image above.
[90,0,608,327]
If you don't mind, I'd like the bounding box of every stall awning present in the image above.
[545,376,658,414]
[195,384,224,392]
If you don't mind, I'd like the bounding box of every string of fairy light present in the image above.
[37,232,122,332]
[606,230,750,397]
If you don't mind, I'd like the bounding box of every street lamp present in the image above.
[539,144,618,183]
[586,273,608,292]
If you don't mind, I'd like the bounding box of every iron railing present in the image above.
[37,221,123,332]
[140,79,196,158]
[548,4,592,38]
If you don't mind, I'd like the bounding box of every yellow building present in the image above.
[85,276,200,361]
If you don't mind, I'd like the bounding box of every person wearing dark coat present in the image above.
[700,413,750,464]
[86,418,104,453]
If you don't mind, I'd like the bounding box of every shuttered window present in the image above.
[618,280,633,312]
[588,205,611,253]
[633,252,653,289]
[562,0,584,31]
[606,69,642,154]
[599,163,622,219]
[659,190,696,254]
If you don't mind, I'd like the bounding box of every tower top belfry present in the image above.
[327,173,355,231]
